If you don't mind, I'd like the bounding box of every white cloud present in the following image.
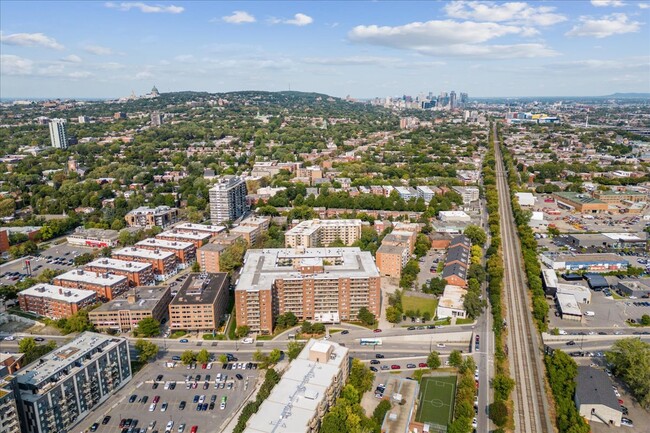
[348,19,558,58]
[83,45,114,55]
[221,10,256,24]
[135,70,154,79]
[444,1,566,26]
[270,13,314,26]
[591,0,625,7]
[0,54,34,75]
[174,54,195,62]
[95,62,125,70]
[566,13,642,38]
[105,2,184,13]
[639,3,650,8]
[61,54,82,63]
[0,32,64,50]
[302,56,403,66]
[67,71,94,79]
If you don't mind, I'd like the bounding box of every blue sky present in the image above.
[1,1,649,98]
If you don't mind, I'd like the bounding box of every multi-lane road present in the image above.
[494,126,554,433]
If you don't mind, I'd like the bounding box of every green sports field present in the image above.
[416,375,457,429]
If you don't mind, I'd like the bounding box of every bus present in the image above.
[359,338,382,346]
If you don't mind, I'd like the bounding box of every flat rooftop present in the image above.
[127,205,176,215]
[554,192,605,205]
[157,231,212,241]
[68,228,119,240]
[198,243,227,253]
[56,269,127,286]
[438,285,467,310]
[92,286,169,312]
[545,252,630,264]
[16,332,127,390]
[86,258,151,272]
[173,223,225,234]
[170,272,228,306]
[136,238,194,250]
[286,219,362,236]
[236,247,379,294]
[113,247,175,260]
[557,292,582,316]
[381,378,419,433]
[19,283,96,303]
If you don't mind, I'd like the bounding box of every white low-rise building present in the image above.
[435,285,467,319]
[438,210,471,222]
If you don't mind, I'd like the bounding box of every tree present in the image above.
[348,359,375,393]
[218,354,228,363]
[19,338,57,364]
[489,400,509,427]
[275,312,298,330]
[372,399,392,424]
[191,261,201,272]
[492,374,515,402]
[181,350,197,365]
[135,339,159,363]
[219,239,247,276]
[73,253,95,266]
[287,341,305,361]
[449,350,463,368]
[235,325,250,338]
[301,321,313,334]
[196,349,210,364]
[18,337,37,354]
[386,306,403,323]
[357,307,375,326]
[641,314,650,326]
[0,198,16,217]
[268,349,282,364]
[136,317,160,337]
[422,311,432,322]
[312,322,325,334]
[464,225,487,246]
[606,338,650,409]
[427,351,441,369]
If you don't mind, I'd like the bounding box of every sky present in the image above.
[1,0,649,99]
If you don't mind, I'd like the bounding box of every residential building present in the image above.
[416,186,436,203]
[441,235,471,287]
[439,211,471,222]
[235,247,380,334]
[376,243,410,278]
[172,223,226,237]
[243,340,349,433]
[239,215,271,231]
[552,192,608,213]
[18,284,96,319]
[229,225,261,246]
[88,286,172,332]
[435,285,468,319]
[452,186,480,205]
[112,247,178,281]
[156,230,211,249]
[14,333,132,433]
[540,253,629,272]
[84,258,154,287]
[53,270,128,301]
[285,219,363,248]
[135,238,196,267]
[124,206,179,229]
[66,228,119,248]
[0,376,20,433]
[0,230,9,253]
[382,231,416,253]
[168,273,230,331]
[196,243,227,273]
[48,119,67,149]
[575,367,622,427]
[209,176,248,224]
[395,186,417,201]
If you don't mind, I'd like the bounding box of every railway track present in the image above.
[493,126,554,433]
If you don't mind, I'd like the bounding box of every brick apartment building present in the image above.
[284,219,362,248]
[85,258,154,287]
[235,247,380,334]
[172,223,226,237]
[156,230,211,249]
[375,243,410,278]
[89,286,172,331]
[53,270,128,301]
[18,284,96,319]
[441,235,471,287]
[112,247,178,281]
[124,206,179,228]
[135,238,196,267]
[168,273,230,331]
[196,243,227,273]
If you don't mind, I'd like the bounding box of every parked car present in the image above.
[370,360,380,365]
[390,365,400,370]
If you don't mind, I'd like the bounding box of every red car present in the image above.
[418,362,428,368]
[373,329,382,333]
[190,426,198,433]
[391,365,400,370]
[475,380,479,389]
[119,419,127,428]
[618,399,624,405]
[152,395,160,404]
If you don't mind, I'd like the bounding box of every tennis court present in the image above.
[416,375,457,429]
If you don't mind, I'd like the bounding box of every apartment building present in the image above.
[135,238,196,267]
[112,247,178,281]
[209,176,248,224]
[85,258,154,287]
[416,185,437,203]
[452,186,480,205]
[18,284,96,319]
[88,286,172,332]
[382,230,416,253]
[67,228,119,248]
[375,243,410,278]
[124,206,179,228]
[14,333,131,433]
[196,243,227,273]
[172,223,226,237]
[53,270,128,301]
[0,376,20,433]
[229,225,260,246]
[168,273,229,331]
[235,247,380,334]
[285,219,363,248]
[156,230,211,249]
[243,340,349,433]
[441,235,471,287]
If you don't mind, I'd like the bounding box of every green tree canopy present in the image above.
[135,339,159,363]
[136,317,160,337]
[427,351,441,369]
[606,338,650,409]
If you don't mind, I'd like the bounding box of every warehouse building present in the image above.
[616,279,650,298]
[565,233,647,251]
[553,192,608,213]
[575,367,622,427]
[67,228,119,248]
[540,253,629,272]
[556,293,583,321]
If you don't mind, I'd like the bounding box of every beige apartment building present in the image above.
[235,247,380,334]
[168,273,229,331]
[88,286,172,331]
[285,219,363,248]
[375,243,410,278]
[196,243,227,273]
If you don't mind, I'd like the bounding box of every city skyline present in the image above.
[1,0,649,98]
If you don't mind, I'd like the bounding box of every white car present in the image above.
[198,395,205,404]
[614,389,621,397]
[558,329,568,335]
[177,423,185,433]
[472,418,478,428]
[149,403,156,412]
[3,336,14,341]
[166,421,174,431]
[436,343,446,348]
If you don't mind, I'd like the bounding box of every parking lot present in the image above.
[0,242,95,286]
[415,250,444,291]
[76,360,259,433]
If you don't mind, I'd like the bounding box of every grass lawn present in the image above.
[402,295,438,317]
[169,330,187,339]
[455,317,474,325]
[416,375,457,428]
